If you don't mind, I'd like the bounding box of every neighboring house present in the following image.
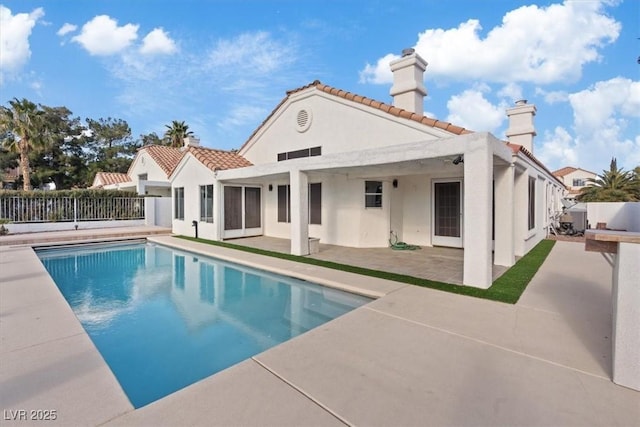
[169,49,565,289]
[0,166,20,189]
[552,166,597,200]
[91,144,186,196]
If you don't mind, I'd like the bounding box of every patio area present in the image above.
[1,232,638,426]
[224,235,509,285]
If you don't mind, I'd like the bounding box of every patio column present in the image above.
[213,180,222,241]
[463,142,493,289]
[290,170,309,255]
[494,163,515,266]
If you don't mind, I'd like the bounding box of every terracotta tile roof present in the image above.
[93,172,131,187]
[507,143,565,187]
[552,166,597,177]
[186,146,252,172]
[235,80,565,188]
[552,166,578,177]
[140,145,185,176]
[239,80,471,152]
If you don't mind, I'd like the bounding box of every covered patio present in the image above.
[217,131,516,289]
[223,235,510,286]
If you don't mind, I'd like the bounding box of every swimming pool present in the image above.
[37,242,371,408]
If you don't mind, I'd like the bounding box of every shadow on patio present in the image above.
[224,236,508,286]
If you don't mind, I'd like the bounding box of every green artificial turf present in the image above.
[176,235,555,304]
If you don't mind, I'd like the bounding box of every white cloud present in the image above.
[537,77,640,171]
[536,126,578,167]
[217,105,267,131]
[446,89,505,132]
[497,83,523,103]
[140,28,177,55]
[57,23,77,36]
[360,0,620,85]
[72,15,138,56]
[535,88,569,104]
[569,77,640,131]
[208,31,296,77]
[0,6,44,82]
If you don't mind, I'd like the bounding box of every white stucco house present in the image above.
[169,49,565,289]
[552,166,597,200]
[91,144,185,196]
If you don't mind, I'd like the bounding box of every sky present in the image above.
[1,0,638,174]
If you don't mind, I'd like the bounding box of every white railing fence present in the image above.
[0,196,145,223]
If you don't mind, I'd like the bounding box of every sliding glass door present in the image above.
[223,186,262,238]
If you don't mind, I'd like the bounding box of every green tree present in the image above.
[577,158,639,202]
[84,117,140,185]
[164,120,193,148]
[29,106,87,190]
[0,98,45,190]
[139,131,164,146]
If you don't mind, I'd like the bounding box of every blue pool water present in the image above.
[37,242,370,408]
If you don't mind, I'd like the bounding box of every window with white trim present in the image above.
[528,177,536,230]
[200,185,214,223]
[365,181,382,208]
[277,183,322,224]
[174,187,184,220]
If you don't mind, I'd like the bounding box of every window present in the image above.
[277,146,322,162]
[138,173,148,181]
[528,177,536,230]
[200,185,214,223]
[365,181,383,208]
[309,183,322,225]
[572,178,586,187]
[174,187,184,220]
[277,185,291,223]
[277,183,322,224]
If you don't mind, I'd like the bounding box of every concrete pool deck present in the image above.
[0,235,638,426]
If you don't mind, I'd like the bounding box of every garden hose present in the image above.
[389,231,421,250]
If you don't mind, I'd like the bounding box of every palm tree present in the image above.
[577,158,639,202]
[0,98,44,191]
[164,120,193,148]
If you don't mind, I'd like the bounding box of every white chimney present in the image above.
[505,100,536,153]
[183,136,200,147]
[389,48,428,115]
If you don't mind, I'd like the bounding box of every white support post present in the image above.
[290,170,309,256]
[463,142,493,289]
[494,164,515,267]
[213,180,222,241]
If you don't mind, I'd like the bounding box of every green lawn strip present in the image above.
[176,236,555,304]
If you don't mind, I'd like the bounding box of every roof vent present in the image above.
[401,48,415,57]
[296,109,312,133]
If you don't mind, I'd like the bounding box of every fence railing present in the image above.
[0,196,145,223]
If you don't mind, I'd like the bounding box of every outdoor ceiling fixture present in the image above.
[452,155,464,165]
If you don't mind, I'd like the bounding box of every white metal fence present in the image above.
[0,196,145,223]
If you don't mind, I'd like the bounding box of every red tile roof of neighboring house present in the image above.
[139,145,185,176]
[552,166,597,177]
[185,146,253,172]
[239,80,471,152]
[552,166,577,177]
[92,172,131,188]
